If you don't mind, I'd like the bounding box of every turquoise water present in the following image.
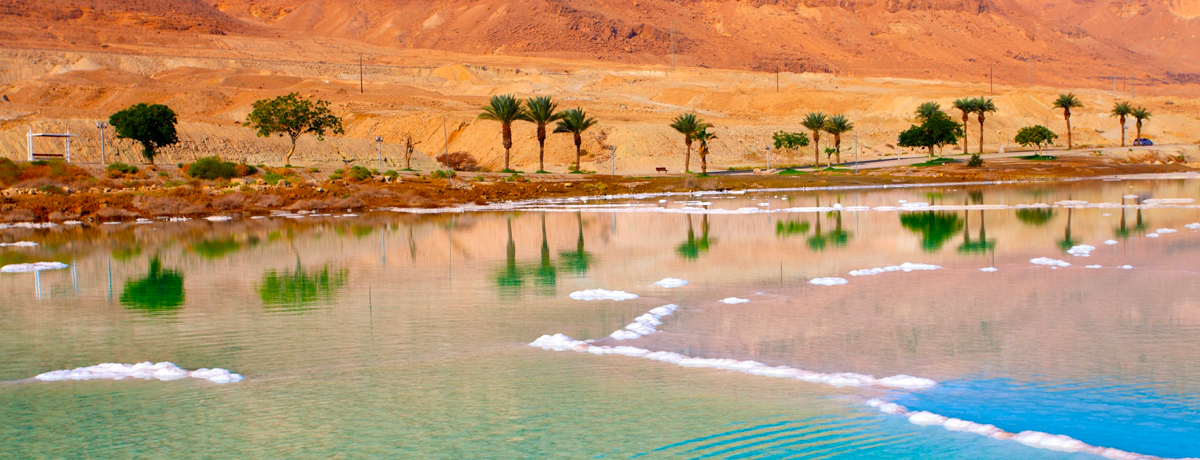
[2,177,1199,459]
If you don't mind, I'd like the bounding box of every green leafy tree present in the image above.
[771,131,810,167]
[109,103,178,164]
[973,97,996,154]
[800,112,828,167]
[952,98,977,155]
[1053,93,1083,149]
[694,126,717,175]
[1111,101,1133,147]
[554,108,598,173]
[669,113,710,173]
[1131,106,1152,141]
[525,96,562,173]
[823,114,853,164]
[898,112,963,158]
[1014,125,1058,156]
[479,94,530,172]
[246,93,344,165]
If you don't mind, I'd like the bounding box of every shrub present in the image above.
[0,158,19,185]
[328,174,342,181]
[436,151,480,171]
[263,173,284,185]
[346,166,372,181]
[107,162,139,175]
[967,154,984,167]
[431,170,456,179]
[383,170,399,179]
[187,157,238,180]
[234,163,258,176]
[334,169,344,175]
[38,184,66,195]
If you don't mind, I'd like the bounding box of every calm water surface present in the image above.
[2,177,1200,459]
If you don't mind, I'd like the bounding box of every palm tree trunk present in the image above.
[574,133,582,172]
[1135,122,1142,142]
[977,115,986,154]
[962,113,970,155]
[1065,113,1073,150]
[812,132,821,168]
[537,124,546,172]
[502,123,513,171]
[684,138,692,173]
[834,136,841,164]
[1119,116,1126,147]
[700,147,707,175]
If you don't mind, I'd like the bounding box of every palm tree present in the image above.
[823,114,853,164]
[554,108,598,173]
[525,96,562,173]
[1053,93,1083,150]
[670,113,709,173]
[974,97,996,154]
[801,112,828,168]
[1111,101,1133,147]
[916,102,944,121]
[1131,106,1152,142]
[953,98,977,155]
[478,94,530,172]
[694,126,717,175]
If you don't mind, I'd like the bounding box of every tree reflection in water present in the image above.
[120,256,184,314]
[677,214,713,260]
[900,211,964,252]
[258,261,347,313]
[559,212,592,274]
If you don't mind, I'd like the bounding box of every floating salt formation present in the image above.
[980,267,998,272]
[0,241,37,247]
[34,362,243,384]
[849,263,940,276]
[569,289,639,301]
[1155,228,1177,234]
[608,304,678,340]
[1086,265,1102,269]
[810,277,849,286]
[1146,233,1159,238]
[1067,245,1095,257]
[720,297,749,304]
[2,262,69,273]
[1030,258,1071,267]
[1104,240,1119,245]
[1186,223,1200,230]
[653,278,689,288]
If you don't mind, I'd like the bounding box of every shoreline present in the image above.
[1,155,1196,225]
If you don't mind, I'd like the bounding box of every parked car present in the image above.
[1133,138,1154,146]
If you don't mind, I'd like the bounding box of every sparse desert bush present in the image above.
[431,170,456,179]
[96,207,137,219]
[353,188,397,200]
[254,194,284,208]
[967,154,984,167]
[133,196,190,215]
[213,192,247,210]
[187,157,239,180]
[436,151,479,171]
[346,166,372,181]
[1,208,35,222]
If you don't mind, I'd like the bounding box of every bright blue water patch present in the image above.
[889,377,1200,458]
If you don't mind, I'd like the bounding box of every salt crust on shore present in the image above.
[608,304,678,340]
[2,262,68,273]
[34,362,243,384]
[569,289,639,301]
[1067,245,1096,257]
[0,241,37,247]
[849,263,940,276]
[654,278,689,288]
[866,399,1193,460]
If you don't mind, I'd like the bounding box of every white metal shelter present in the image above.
[27,130,77,163]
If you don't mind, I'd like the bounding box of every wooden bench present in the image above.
[655,167,668,173]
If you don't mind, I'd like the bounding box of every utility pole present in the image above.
[669,22,676,72]
[95,121,107,165]
[375,136,383,172]
[359,54,364,94]
[766,146,771,170]
[442,116,449,168]
[853,131,859,175]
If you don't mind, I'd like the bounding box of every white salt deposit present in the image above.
[1030,258,1071,267]
[811,277,849,286]
[1146,233,1159,238]
[720,297,749,304]
[1086,265,1102,269]
[980,267,998,272]
[34,362,243,384]
[0,222,57,230]
[607,304,680,341]
[610,330,641,340]
[1123,194,1140,199]
[0,241,37,247]
[648,304,678,317]
[849,263,940,276]
[1187,223,1200,230]
[654,278,690,288]
[2,262,69,273]
[866,399,1177,460]
[1067,245,1096,257]
[64,220,81,225]
[1143,198,1194,205]
[1104,240,1119,245]
[569,289,639,301]
[1156,228,1177,234]
[1121,265,1133,270]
